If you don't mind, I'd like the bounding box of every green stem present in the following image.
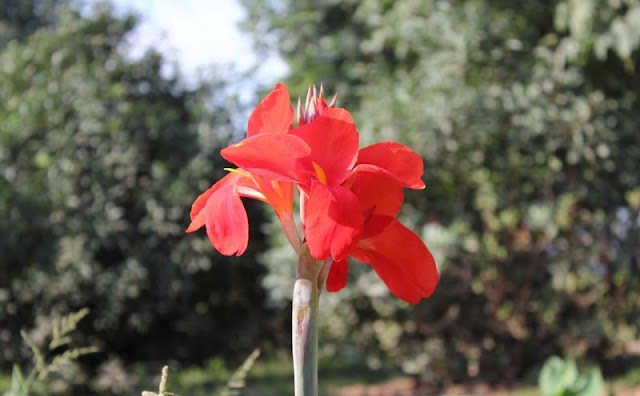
[279,211,302,255]
[292,244,320,396]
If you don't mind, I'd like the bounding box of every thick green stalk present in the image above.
[292,244,320,396]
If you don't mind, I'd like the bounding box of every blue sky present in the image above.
[106,0,287,82]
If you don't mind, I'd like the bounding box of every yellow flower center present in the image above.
[312,162,327,184]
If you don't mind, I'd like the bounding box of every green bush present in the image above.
[242,0,640,381]
[0,2,276,380]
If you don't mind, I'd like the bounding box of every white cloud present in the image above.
[106,0,287,81]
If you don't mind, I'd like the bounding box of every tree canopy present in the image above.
[0,4,275,382]
[242,0,640,381]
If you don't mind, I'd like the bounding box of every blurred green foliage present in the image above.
[0,0,68,46]
[539,356,603,396]
[3,309,96,396]
[0,2,278,390]
[242,0,640,382]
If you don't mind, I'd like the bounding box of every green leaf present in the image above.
[7,364,29,396]
[539,356,578,396]
[571,367,604,396]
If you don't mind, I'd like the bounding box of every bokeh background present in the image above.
[1,0,639,395]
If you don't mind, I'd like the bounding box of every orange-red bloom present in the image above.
[186,84,299,255]
[186,83,438,303]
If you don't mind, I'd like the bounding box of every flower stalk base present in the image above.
[292,244,320,396]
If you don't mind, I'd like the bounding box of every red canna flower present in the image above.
[187,83,438,303]
[222,90,425,258]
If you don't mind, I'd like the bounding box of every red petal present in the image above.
[247,83,294,137]
[221,134,314,183]
[326,259,349,292]
[354,142,425,189]
[321,107,354,124]
[292,113,359,186]
[350,217,438,304]
[250,175,294,218]
[304,183,363,261]
[204,184,249,256]
[186,173,243,233]
[347,172,404,219]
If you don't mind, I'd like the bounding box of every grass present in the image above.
[163,351,401,396]
[0,373,10,392]
[2,353,640,396]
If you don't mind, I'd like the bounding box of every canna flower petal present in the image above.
[186,173,245,233]
[350,216,438,304]
[353,142,425,189]
[204,184,249,256]
[221,134,314,183]
[304,182,363,261]
[291,113,359,186]
[347,172,404,219]
[326,258,349,292]
[249,174,294,218]
[247,83,294,137]
[320,107,354,124]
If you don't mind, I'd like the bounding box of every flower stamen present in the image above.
[224,167,251,178]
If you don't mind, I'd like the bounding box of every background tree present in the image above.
[242,0,640,383]
[0,3,276,392]
[0,0,68,45]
